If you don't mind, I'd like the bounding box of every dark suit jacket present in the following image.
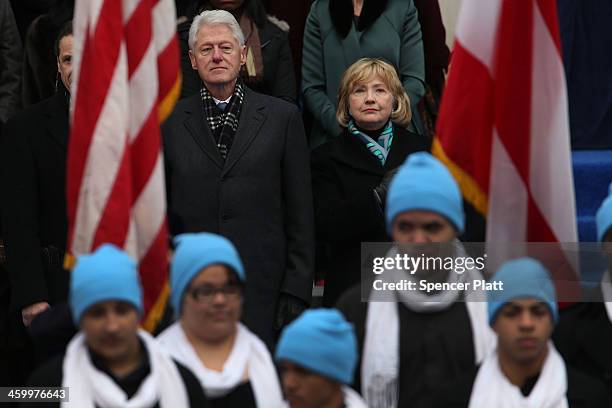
[162,87,314,345]
[1,92,70,312]
[311,125,428,305]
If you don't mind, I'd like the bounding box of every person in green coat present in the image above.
[302,0,426,148]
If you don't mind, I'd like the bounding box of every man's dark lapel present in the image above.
[222,87,266,175]
[182,94,225,169]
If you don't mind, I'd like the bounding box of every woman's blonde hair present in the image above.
[336,58,411,128]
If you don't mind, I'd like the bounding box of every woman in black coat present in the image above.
[312,58,429,306]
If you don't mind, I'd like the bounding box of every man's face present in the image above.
[493,299,553,365]
[280,362,341,408]
[391,210,456,244]
[188,24,246,90]
[181,264,242,342]
[57,34,73,92]
[81,300,140,363]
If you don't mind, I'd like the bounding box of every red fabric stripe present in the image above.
[436,41,494,195]
[535,0,562,55]
[139,222,168,313]
[91,140,132,249]
[130,110,160,198]
[493,0,533,184]
[67,0,124,249]
[157,37,180,101]
[527,196,557,241]
[525,200,580,300]
[125,0,152,78]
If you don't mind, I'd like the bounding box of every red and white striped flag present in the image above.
[433,1,578,287]
[66,0,181,330]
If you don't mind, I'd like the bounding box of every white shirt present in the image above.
[213,96,231,107]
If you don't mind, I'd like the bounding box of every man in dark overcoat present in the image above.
[1,22,76,367]
[162,9,314,346]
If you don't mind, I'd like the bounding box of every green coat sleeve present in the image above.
[400,1,426,108]
[302,2,341,138]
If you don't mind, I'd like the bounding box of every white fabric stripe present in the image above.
[124,218,139,261]
[128,42,159,141]
[153,0,177,52]
[455,0,502,72]
[86,0,105,34]
[71,0,105,116]
[127,154,166,260]
[72,0,128,122]
[529,4,577,242]
[71,1,86,108]
[71,44,130,255]
[122,0,140,23]
[486,129,528,261]
[124,0,165,260]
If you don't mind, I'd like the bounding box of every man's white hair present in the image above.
[188,10,245,51]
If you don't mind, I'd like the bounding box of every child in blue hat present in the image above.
[27,244,208,407]
[158,232,284,407]
[434,257,611,407]
[276,309,366,408]
[336,152,495,408]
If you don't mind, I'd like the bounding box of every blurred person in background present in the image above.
[336,152,495,408]
[276,308,367,408]
[2,22,76,373]
[0,0,22,383]
[0,0,21,125]
[434,258,612,407]
[553,183,612,390]
[158,233,284,407]
[20,0,73,107]
[27,244,209,407]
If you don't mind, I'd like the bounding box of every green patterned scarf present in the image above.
[348,120,394,165]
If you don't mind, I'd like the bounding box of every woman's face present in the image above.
[180,264,242,342]
[208,0,245,11]
[348,75,394,131]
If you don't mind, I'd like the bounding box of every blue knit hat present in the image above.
[487,257,558,325]
[596,183,612,242]
[385,152,465,234]
[275,309,357,384]
[69,244,142,324]
[170,232,245,316]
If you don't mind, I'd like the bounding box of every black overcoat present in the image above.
[162,88,314,345]
[1,92,70,312]
[311,125,428,305]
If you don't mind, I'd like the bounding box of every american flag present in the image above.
[66,0,181,330]
[433,0,579,294]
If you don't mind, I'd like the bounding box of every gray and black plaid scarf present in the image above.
[200,81,245,160]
